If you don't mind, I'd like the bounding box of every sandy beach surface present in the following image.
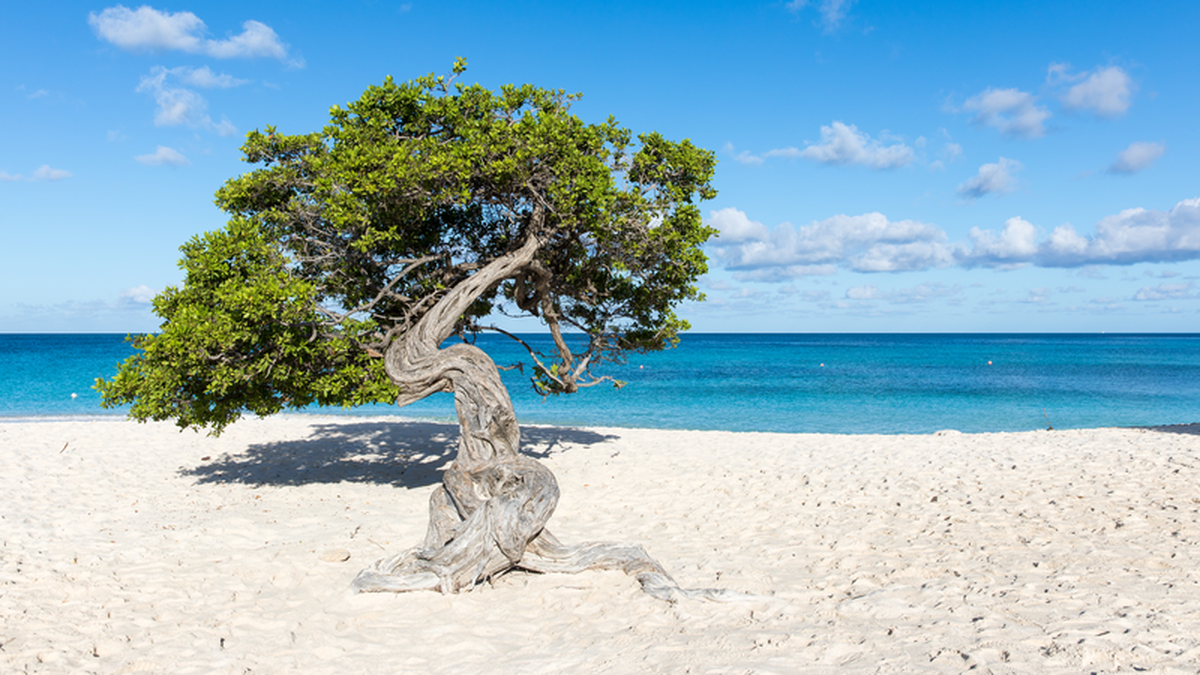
[3,416,1200,674]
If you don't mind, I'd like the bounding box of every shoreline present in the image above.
[3,410,1199,436]
[4,417,1200,672]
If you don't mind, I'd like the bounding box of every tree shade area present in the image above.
[98,62,736,600]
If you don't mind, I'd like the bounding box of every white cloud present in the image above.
[929,141,963,171]
[178,65,250,89]
[962,216,1039,267]
[135,145,190,166]
[1134,282,1194,302]
[119,285,158,304]
[723,143,764,166]
[1021,287,1052,304]
[88,5,299,64]
[786,0,856,30]
[136,66,238,135]
[771,121,914,170]
[843,282,961,305]
[957,157,1021,200]
[963,88,1050,139]
[1107,141,1165,175]
[1052,64,1134,118]
[845,284,877,300]
[1,165,72,181]
[31,165,73,181]
[957,199,1200,268]
[708,207,957,277]
[709,198,1200,283]
[707,207,770,244]
[1038,198,1200,266]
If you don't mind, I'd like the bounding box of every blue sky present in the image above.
[3,1,1198,333]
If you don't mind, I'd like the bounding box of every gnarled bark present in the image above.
[352,232,739,601]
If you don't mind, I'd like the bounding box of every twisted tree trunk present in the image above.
[352,233,740,602]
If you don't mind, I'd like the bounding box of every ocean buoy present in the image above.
[70,393,78,398]
[987,361,992,365]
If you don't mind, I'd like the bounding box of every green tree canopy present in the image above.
[98,61,717,433]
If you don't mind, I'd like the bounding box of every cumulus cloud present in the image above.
[135,145,189,166]
[0,165,73,182]
[786,0,856,30]
[769,122,915,170]
[708,198,1200,281]
[88,5,300,64]
[962,216,1039,268]
[963,88,1050,139]
[136,66,237,135]
[957,157,1021,200]
[1038,199,1200,266]
[707,207,958,278]
[1107,141,1165,175]
[1050,64,1134,118]
[961,198,1200,268]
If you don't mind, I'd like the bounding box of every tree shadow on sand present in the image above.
[1138,423,1200,436]
[181,420,619,488]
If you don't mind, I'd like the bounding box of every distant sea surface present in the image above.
[3,333,1199,434]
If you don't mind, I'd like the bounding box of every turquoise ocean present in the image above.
[2,333,1198,434]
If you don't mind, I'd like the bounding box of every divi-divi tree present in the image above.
[99,62,729,600]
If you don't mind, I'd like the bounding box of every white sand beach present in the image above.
[3,416,1200,673]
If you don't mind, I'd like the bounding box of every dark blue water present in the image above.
[2,333,1198,434]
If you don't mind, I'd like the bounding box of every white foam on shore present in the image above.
[3,416,1200,673]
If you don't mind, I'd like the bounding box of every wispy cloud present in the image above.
[843,282,962,305]
[0,165,73,182]
[786,0,857,31]
[1133,282,1194,302]
[957,157,1021,200]
[1107,141,1165,175]
[722,142,764,166]
[88,5,302,66]
[766,122,915,170]
[16,85,50,100]
[135,145,189,166]
[176,65,250,89]
[962,88,1050,139]
[2,286,161,332]
[136,66,238,135]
